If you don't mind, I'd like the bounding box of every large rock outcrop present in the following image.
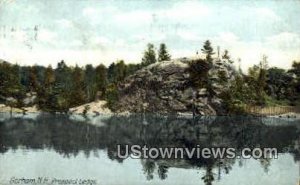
[117,57,237,115]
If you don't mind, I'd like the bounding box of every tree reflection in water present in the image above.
[0,113,299,185]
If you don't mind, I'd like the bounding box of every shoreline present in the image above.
[1,103,300,120]
[1,106,300,120]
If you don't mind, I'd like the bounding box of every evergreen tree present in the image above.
[44,65,55,88]
[105,83,119,111]
[70,65,85,106]
[257,55,268,105]
[0,63,25,111]
[289,61,300,103]
[0,62,12,99]
[108,63,116,83]
[10,64,25,107]
[108,60,127,84]
[84,64,97,102]
[126,63,141,76]
[201,40,215,62]
[38,65,55,111]
[267,67,293,100]
[158,43,171,62]
[222,50,230,59]
[19,66,31,92]
[49,61,73,112]
[115,60,127,82]
[95,64,108,98]
[222,50,234,64]
[142,43,156,66]
[29,66,39,92]
[221,74,258,113]
[289,61,300,77]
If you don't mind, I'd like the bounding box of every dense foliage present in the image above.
[221,59,300,113]
[0,43,172,112]
[188,41,300,114]
[0,41,299,113]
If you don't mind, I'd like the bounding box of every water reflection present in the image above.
[0,113,299,185]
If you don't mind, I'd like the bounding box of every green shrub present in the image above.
[105,83,119,111]
[187,59,211,88]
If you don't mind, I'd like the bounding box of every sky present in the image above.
[0,0,299,71]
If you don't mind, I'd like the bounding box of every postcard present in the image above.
[0,0,300,185]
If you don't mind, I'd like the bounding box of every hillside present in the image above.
[116,57,238,115]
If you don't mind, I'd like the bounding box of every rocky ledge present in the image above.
[116,57,237,115]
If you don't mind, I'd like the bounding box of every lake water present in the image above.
[0,113,299,185]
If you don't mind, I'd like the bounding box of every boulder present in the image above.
[116,57,237,115]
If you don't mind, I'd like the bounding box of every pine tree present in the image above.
[71,65,85,106]
[201,40,215,62]
[115,60,127,82]
[126,63,141,76]
[222,50,234,64]
[7,64,25,110]
[105,83,119,111]
[222,50,230,59]
[44,65,55,89]
[29,66,39,92]
[290,61,300,77]
[142,43,156,66]
[108,60,127,84]
[38,65,55,111]
[289,61,300,102]
[47,61,72,112]
[158,43,171,62]
[84,64,97,102]
[95,64,108,98]
[257,55,268,105]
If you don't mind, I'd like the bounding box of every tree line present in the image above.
[1,40,299,114]
[0,43,172,112]
[188,40,300,113]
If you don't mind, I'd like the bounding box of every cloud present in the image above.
[218,32,239,43]
[177,30,202,41]
[255,7,280,21]
[207,31,300,72]
[112,1,211,26]
[265,32,300,49]
[55,19,73,28]
[93,36,110,45]
[131,30,167,44]
[82,7,97,17]
[38,29,57,44]
[13,30,29,43]
[82,7,103,25]
[69,40,83,47]
[165,1,211,20]
[0,0,299,71]
[114,10,153,24]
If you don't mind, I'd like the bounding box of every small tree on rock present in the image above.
[201,40,215,62]
[142,43,157,66]
[158,43,171,62]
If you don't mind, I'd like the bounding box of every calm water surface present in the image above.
[0,113,299,185]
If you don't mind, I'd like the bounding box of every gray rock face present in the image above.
[117,57,237,115]
[23,93,37,106]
